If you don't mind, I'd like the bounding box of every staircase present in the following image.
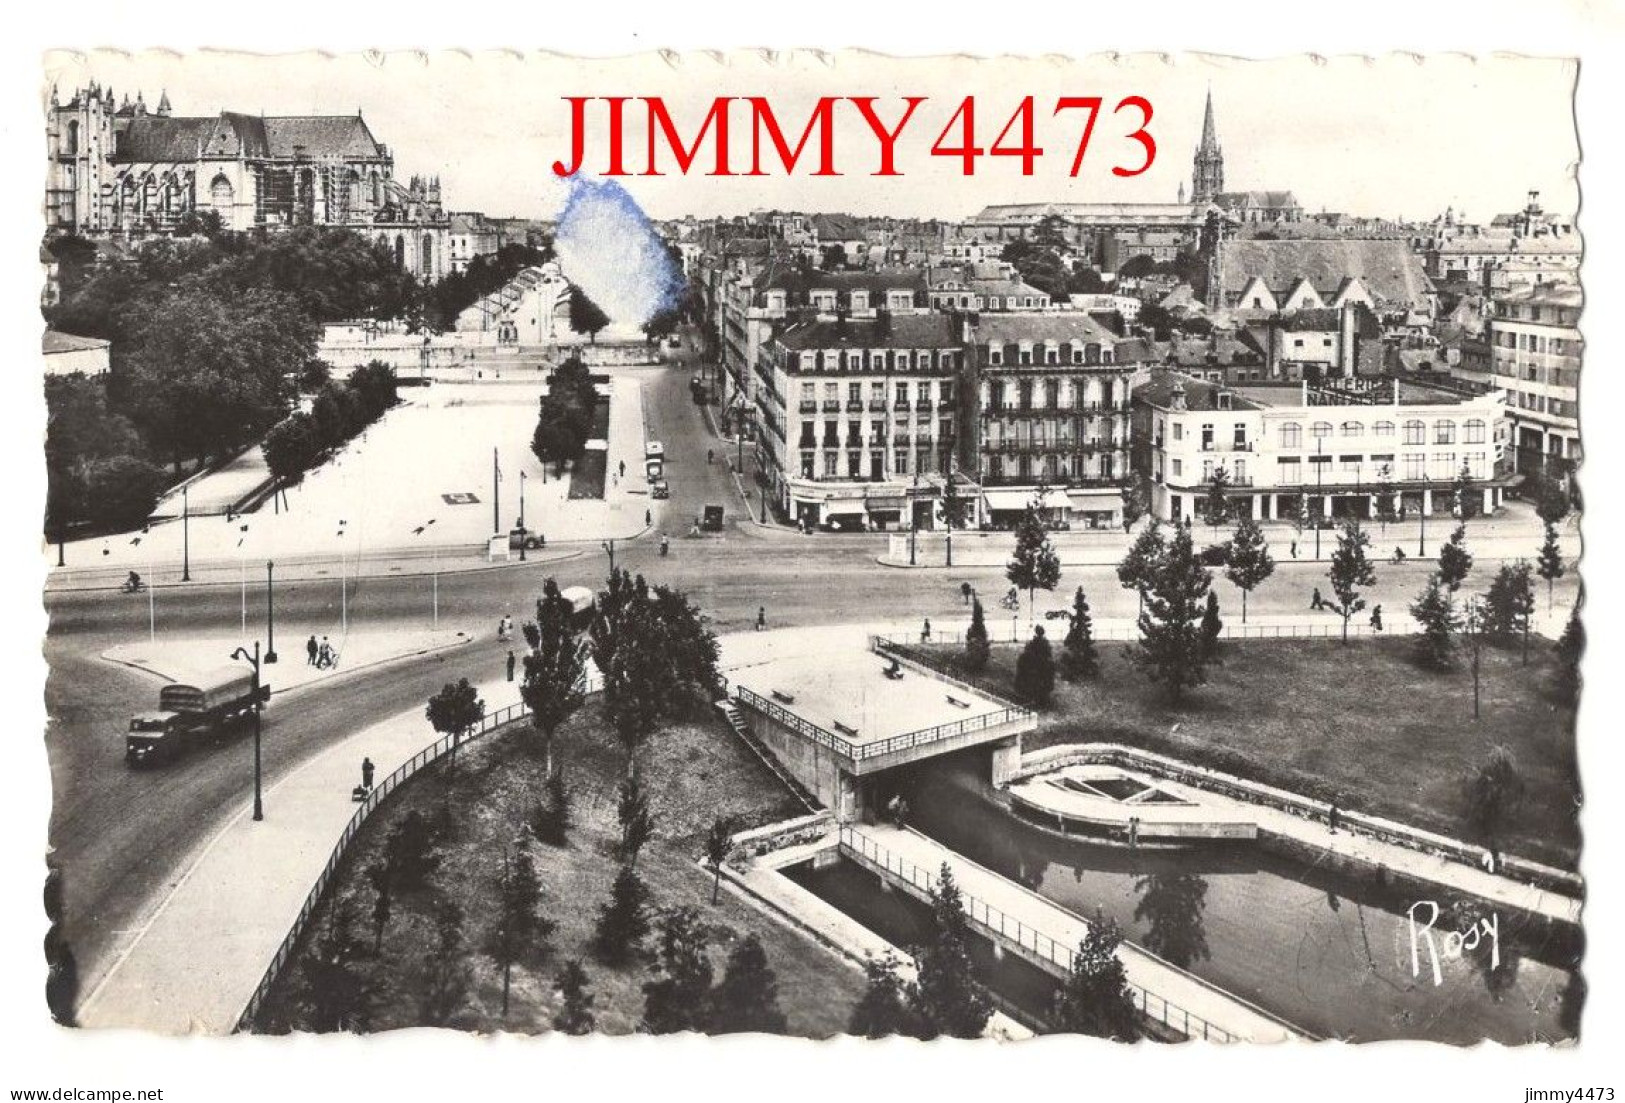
[716,698,820,812]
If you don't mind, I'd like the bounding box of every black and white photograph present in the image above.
[7,12,1625,1101]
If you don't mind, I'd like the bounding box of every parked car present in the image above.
[651,480,671,500]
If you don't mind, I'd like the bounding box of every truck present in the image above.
[125,665,269,767]
[560,586,596,631]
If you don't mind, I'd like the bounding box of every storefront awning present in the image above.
[866,497,908,511]
[982,487,1070,512]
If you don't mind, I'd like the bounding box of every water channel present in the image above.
[789,756,1581,1044]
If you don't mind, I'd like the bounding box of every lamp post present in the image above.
[492,447,502,536]
[1313,453,1325,560]
[1418,481,1429,558]
[603,539,616,574]
[231,641,265,821]
[413,519,439,628]
[519,471,527,561]
[264,560,278,663]
[181,484,191,582]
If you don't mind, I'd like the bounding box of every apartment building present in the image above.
[1485,282,1582,476]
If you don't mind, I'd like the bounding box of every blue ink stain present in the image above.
[553,176,685,330]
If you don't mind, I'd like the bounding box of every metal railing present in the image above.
[733,678,1030,764]
[234,697,537,1031]
[838,825,1237,1042]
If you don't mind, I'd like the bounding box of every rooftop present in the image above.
[774,313,960,351]
[730,651,1017,752]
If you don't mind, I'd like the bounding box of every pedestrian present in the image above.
[306,634,318,666]
[619,459,626,478]
[319,636,333,669]
[756,605,766,632]
[922,617,932,641]
[506,650,516,682]
[960,581,972,605]
[1370,604,1384,632]
[1328,802,1340,835]
[361,756,375,790]
[1129,816,1140,848]
[645,508,652,527]
[1290,539,1299,559]
[660,534,670,557]
[1311,586,1324,611]
[497,617,507,642]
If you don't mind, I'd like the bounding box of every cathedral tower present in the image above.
[1191,89,1224,205]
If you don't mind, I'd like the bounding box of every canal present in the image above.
[793,756,1581,1044]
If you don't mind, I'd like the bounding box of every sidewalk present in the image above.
[103,627,476,697]
[76,674,522,1034]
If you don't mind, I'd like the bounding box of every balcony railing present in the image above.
[798,400,818,413]
[868,399,889,411]
[847,400,865,412]
[1200,441,1256,453]
[915,400,934,411]
[822,401,841,412]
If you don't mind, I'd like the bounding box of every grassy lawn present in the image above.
[255,703,867,1036]
[921,636,1580,869]
[566,449,607,500]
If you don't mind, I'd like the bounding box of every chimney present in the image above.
[1170,377,1188,412]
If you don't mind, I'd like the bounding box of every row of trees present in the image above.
[530,355,602,474]
[262,362,401,488]
[848,863,1140,1040]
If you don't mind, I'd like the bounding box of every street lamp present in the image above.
[181,484,191,582]
[413,519,439,628]
[1313,453,1326,560]
[603,539,616,574]
[1418,481,1429,559]
[519,471,527,562]
[265,560,278,663]
[230,641,266,821]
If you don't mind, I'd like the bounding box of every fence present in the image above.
[838,825,1250,1043]
[876,618,1409,649]
[234,698,534,1031]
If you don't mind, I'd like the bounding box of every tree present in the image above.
[426,678,485,771]
[641,906,713,1034]
[485,837,555,1019]
[1224,516,1275,624]
[80,455,168,532]
[1133,873,1211,971]
[1059,588,1099,681]
[1132,524,1212,703]
[366,860,394,955]
[704,816,736,905]
[552,960,597,1035]
[1536,472,1572,526]
[821,243,848,269]
[531,766,572,847]
[1465,746,1526,856]
[1117,520,1166,617]
[568,285,610,342]
[383,810,441,892]
[910,864,992,1039]
[1536,522,1565,613]
[592,862,651,966]
[1482,561,1536,663]
[1121,475,1151,533]
[964,598,991,673]
[262,412,322,485]
[1555,606,1584,703]
[297,900,378,1032]
[1013,626,1057,706]
[1054,911,1141,1041]
[1374,464,1398,532]
[521,581,588,776]
[849,952,925,1039]
[1327,521,1377,645]
[709,933,788,1034]
[1453,459,1478,520]
[1410,573,1462,670]
[1200,591,1223,660]
[616,772,656,867]
[1437,523,1473,592]
[1006,503,1061,625]
[415,897,472,1027]
[1202,465,1232,531]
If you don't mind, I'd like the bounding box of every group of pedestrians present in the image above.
[305,634,338,670]
[1309,589,1384,631]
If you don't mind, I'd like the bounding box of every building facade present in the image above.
[965,314,1144,529]
[757,314,964,532]
[1484,282,1582,476]
[1135,371,1510,525]
[46,84,451,280]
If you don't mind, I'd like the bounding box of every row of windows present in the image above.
[987,343,1113,367]
[797,419,955,445]
[788,348,959,372]
[796,447,951,480]
[1171,453,1489,481]
[985,378,1122,409]
[1492,330,1579,355]
[1276,419,1486,447]
[797,380,954,404]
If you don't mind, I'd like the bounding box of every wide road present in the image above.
[43,350,1583,1014]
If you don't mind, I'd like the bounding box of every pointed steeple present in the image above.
[1199,87,1219,152]
[157,89,172,116]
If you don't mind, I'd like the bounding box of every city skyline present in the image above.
[43,50,1579,226]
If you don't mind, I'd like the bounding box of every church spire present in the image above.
[1199,87,1218,152]
[157,89,172,116]
[1191,86,1225,205]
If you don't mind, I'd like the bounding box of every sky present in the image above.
[43,50,1580,227]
